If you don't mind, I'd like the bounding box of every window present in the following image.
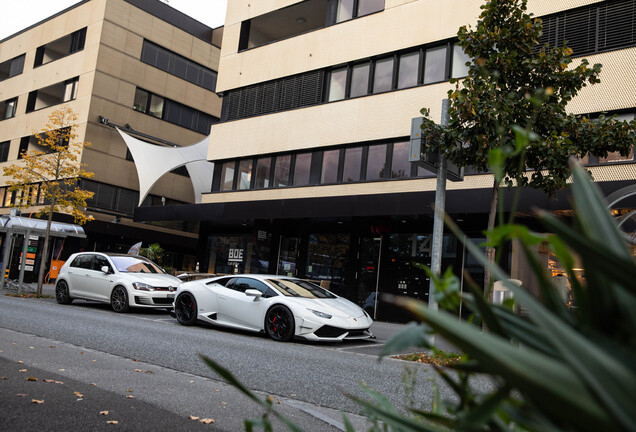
[1,98,18,120]
[0,141,10,162]
[397,52,419,89]
[390,141,410,178]
[373,57,394,93]
[293,153,312,186]
[451,44,470,78]
[321,149,340,184]
[350,63,370,98]
[335,0,384,23]
[141,40,218,92]
[366,144,388,181]
[238,159,253,190]
[254,157,272,189]
[132,88,217,134]
[357,0,385,17]
[26,77,79,112]
[0,54,25,81]
[424,45,447,84]
[34,28,86,67]
[220,161,236,191]
[343,147,362,182]
[328,67,347,102]
[336,0,355,22]
[274,155,291,187]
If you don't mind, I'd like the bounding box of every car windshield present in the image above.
[109,256,165,274]
[266,279,336,299]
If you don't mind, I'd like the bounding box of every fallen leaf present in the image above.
[31,399,44,404]
[19,369,27,373]
[58,369,66,372]
[291,394,296,397]
[126,395,134,399]
[200,418,215,424]
[74,391,84,398]
[43,379,64,384]
[91,383,97,386]
[189,381,195,384]
[215,389,221,392]
[80,352,85,355]
[133,359,139,362]
[106,420,119,425]
[17,394,27,397]
[100,411,109,416]
[1,377,7,380]
[144,371,154,374]
[277,401,281,405]
[267,395,274,403]
[134,369,143,373]
[29,346,34,349]
[92,360,97,362]
[26,377,37,381]
[126,389,133,393]
[190,415,200,421]
[49,345,56,348]
[17,360,24,364]
[221,402,227,405]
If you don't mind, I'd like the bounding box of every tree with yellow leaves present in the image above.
[3,105,95,295]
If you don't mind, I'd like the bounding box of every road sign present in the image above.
[409,117,464,182]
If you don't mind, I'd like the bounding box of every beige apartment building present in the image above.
[134,0,635,321]
[0,0,222,278]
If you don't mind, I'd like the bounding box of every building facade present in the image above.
[0,0,223,278]
[144,0,634,321]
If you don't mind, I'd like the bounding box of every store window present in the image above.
[207,234,270,275]
[306,234,350,294]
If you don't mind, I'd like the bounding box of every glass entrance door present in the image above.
[358,237,382,319]
[277,236,300,277]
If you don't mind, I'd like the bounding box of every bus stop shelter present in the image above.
[0,215,86,292]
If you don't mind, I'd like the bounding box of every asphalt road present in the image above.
[0,292,486,430]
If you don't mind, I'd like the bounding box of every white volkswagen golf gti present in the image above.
[55,252,181,313]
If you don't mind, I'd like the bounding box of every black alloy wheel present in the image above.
[111,286,130,313]
[174,293,197,325]
[55,281,73,305]
[265,305,295,342]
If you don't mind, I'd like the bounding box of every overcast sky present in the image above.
[0,0,228,40]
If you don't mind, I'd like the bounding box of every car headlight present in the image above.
[132,282,154,291]
[308,309,332,319]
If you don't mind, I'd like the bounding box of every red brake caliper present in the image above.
[272,316,277,332]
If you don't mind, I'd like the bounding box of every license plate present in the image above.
[167,294,175,300]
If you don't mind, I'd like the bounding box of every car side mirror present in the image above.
[244,289,262,299]
[101,266,110,274]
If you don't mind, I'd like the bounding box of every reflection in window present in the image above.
[274,155,291,187]
[424,45,447,84]
[366,144,387,181]
[391,141,410,178]
[358,0,384,16]
[451,44,470,78]
[293,153,312,186]
[343,147,362,182]
[321,149,340,184]
[373,57,394,93]
[306,234,350,292]
[350,63,370,98]
[328,68,347,102]
[254,157,271,188]
[336,0,355,22]
[220,161,235,191]
[398,52,419,89]
[238,159,253,190]
[1,98,18,120]
[149,95,164,118]
[133,88,149,113]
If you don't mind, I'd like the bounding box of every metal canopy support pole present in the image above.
[0,232,15,290]
[428,99,450,343]
[18,230,30,295]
